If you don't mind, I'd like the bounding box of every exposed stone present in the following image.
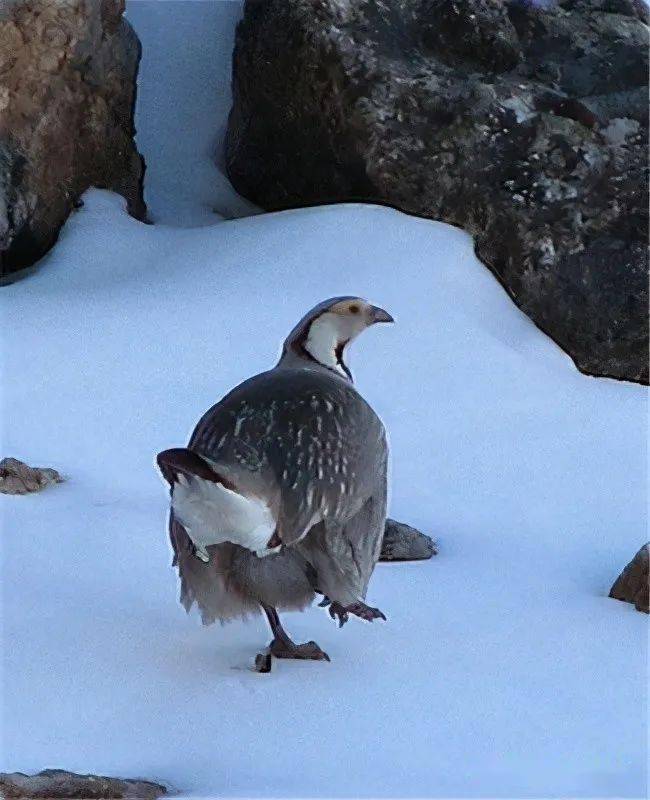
[0,769,167,799]
[609,543,649,613]
[380,518,437,561]
[0,0,146,281]
[226,0,649,383]
[0,457,63,494]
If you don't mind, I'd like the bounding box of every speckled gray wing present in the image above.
[189,367,388,548]
[296,468,387,606]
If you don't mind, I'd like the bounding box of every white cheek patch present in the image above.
[305,313,344,374]
[304,311,367,375]
[172,476,277,558]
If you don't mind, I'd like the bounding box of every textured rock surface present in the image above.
[226,0,649,383]
[609,543,649,613]
[380,518,437,561]
[0,457,63,494]
[0,0,146,280]
[0,770,167,799]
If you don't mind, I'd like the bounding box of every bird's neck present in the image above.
[303,315,350,378]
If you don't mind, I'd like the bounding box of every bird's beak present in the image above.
[370,305,394,324]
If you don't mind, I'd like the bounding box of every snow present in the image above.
[126,0,257,225]
[1,2,648,799]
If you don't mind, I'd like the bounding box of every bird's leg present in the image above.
[261,604,330,662]
[328,600,386,628]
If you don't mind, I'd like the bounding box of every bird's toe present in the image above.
[347,601,387,622]
[301,642,330,661]
[270,638,330,661]
[327,602,349,627]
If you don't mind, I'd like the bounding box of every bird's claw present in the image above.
[327,601,386,627]
[348,602,387,622]
[328,602,349,627]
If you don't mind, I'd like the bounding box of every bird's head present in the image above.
[278,296,394,381]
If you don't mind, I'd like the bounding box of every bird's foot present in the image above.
[255,604,330,671]
[328,601,387,627]
[270,638,330,661]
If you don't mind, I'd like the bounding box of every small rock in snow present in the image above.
[609,543,649,614]
[0,457,64,495]
[0,769,167,799]
[380,518,437,561]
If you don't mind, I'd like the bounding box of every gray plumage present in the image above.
[159,296,392,663]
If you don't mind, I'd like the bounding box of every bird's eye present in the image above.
[349,304,360,314]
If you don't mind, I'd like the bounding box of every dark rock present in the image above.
[0,769,166,800]
[380,518,437,561]
[609,543,649,613]
[226,0,649,383]
[420,0,522,72]
[0,0,146,282]
[254,650,273,672]
[0,457,64,495]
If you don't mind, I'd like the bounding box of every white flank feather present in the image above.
[171,476,277,557]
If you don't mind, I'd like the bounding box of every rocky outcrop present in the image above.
[226,0,649,383]
[0,769,167,799]
[0,457,63,494]
[609,543,649,613]
[0,0,146,281]
[380,518,437,561]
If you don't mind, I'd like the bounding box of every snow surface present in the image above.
[126,0,257,225]
[1,1,648,798]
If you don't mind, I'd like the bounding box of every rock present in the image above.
[0,769,167,799]
[420,0,522,72]
[0,457,63,494]
[380,518,437,561]
[609,543,649,613]
[254,650,273,673]
[226,0,649,383]
[0,0,146,282]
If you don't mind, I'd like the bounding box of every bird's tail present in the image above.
[156,448,237,492]
[168,513,262,625]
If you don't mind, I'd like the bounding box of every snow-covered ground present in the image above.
[2,190,647,797]
[1,2,648,798]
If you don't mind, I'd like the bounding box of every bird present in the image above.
[156,296,393,671]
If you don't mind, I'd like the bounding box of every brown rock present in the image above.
[0,457,63,495]
[609,543,649,613]
[0,0,146,281]
[0,769,167,799]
